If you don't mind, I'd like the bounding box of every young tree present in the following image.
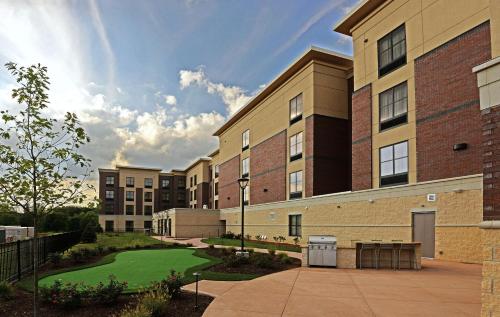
[0,63,93,316]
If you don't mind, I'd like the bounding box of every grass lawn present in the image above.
[71,232,167,251]
[39,249,209,292]
[201,238,302,252]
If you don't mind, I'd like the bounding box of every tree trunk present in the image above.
[33,170,39,317]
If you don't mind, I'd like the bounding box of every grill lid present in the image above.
[308,235,336,244]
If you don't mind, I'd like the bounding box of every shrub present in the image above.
[273,236,279,243]
[186,243,193,247]
[278,236,286,243]
[247,248,254,254]
[81,222,98,243]
[277,253,293,265]
[224,254,249,267]
[90,275,128,304]
[0,281,14,300]
[245,234,251,240]
[135,244,141,249]
[48,252,63,266]
[253,254,275,269]
[97,245,105,255]
[208,244,215,249]
[108,246,118,253]
[234,233,242,240]
[40,280,83,309]
[165,270,183,299]
[140,291,169,317]
[118,304,151,317]
[69,250,83,263]
[221,231,235,239]
[293,237,300,245]
[268,249,276,257]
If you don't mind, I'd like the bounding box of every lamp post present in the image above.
[237,177,249,252]
[193,272,201,310]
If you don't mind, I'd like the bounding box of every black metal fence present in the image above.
[0,231,81,283]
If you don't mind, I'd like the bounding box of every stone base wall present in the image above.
[481,227,500,317]
[221,175,483,264]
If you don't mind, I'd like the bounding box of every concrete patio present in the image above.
[185,259,481,317]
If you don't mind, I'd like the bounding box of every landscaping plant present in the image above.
[90,275,128,305]
[48,252,63,266]
[0,281,14,300]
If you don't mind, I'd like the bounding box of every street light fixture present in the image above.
[193,272,201,310]
[237,177,249,252]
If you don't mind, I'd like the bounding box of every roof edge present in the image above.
[333,0,386,35]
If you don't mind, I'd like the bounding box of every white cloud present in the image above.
[179,68,253,115]
[164,95,177,105]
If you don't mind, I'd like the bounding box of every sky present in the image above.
[0,0,357,179]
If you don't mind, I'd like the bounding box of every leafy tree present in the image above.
[80,221,98,243]
[0,211,20,225]
[0,62,93,316]
[43,211,69,232]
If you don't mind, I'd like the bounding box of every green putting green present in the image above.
[39,249,210,291]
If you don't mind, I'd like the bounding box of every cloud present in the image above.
[164,95,177,105]
[274,0,348,57]
[179,68,253,115]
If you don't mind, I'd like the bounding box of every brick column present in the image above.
[474,56,500,316]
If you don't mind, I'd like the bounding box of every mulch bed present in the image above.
[1,289,212,317]
[203,247,301,275]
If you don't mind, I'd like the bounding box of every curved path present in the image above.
[196,259,481,317]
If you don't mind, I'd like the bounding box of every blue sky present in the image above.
[0,0,356,177]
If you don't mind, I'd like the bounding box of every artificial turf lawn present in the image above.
[39,249,210,291]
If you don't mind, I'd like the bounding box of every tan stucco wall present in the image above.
[117,167,158,214]
[481,226,500,316]
[99,214,152,231]
[153,209,222,238]
[220,175,483,264]
[349,0,491,187]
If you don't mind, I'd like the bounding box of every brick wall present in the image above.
[305,115,350,196]
[219,155,240,209]
[351,84,372,190]
[99,171,120,215]
[415,22,491,182]
[250,130,287,204]
[482,105,500,220]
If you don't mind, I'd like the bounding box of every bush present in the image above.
[140,291,169,317]
[108,246,118,253]
[247,248,254,254]
[221,231,235,239]
[268,249,276,257]
[225,254,249,267]
[277,253,293,265]
[155,270,183,299]
[97,245,105,255]
[48,252,63,266]
[69,250,83,263]
[185,243,193,247]
[0,281,14,300]
[40,276,127,309]
[118,304,151,317]
[40,280,83,309]
[245,234,252,240]
[293,237,300,245]
[253,254,275,269]
[90,275,128,305]
[208,244,215,249]
[81,222,98,243]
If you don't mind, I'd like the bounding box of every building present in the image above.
[185,158,211,209]
[98,166,187,232]
[214,46,354,209]
[208,149,221,210]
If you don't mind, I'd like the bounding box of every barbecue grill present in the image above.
[308,235,337,267]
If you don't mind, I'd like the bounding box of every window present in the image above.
[289,93,303,125]
[177,178,185,188]
[144,205,152,215]
[144,192,152,202]
[380,82,408,131]
[380,141,409,187]
[126,177,134,187]
[378,25,406,77]
[290,132,303,161]
[242,129,250,151]
[161,179,170,189]
[105,176,114,186]
[104,204,114,215]
[215,165,220,178]
[242,157,249,178]
[144,221,152,229]
[126,191,134,201]
[289,214,302,237]
[190,191,193,202]
[289,171,303,199]
[194,189,197,200]
[105,190,114,200]
[144,178,153,188]
[214,182,219,196]
[178,191,185,201]
[194,175,197,185]
[214,200,219,209]
[105,221,114,232]
[125,221,134,232]
[243,186,249,206]
[126,205,134,215]
[190,177,193,187]
[162,192,170,202]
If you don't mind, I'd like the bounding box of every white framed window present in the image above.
[126,177,134,187]
[290,132,303,161]
[144,178,153,188]
[289,214,302,237]
[289,93,303,124]
[289,171,303,199]
[214,165,220,178]
[242,129,250,150]
[380,141,409,187]
[105,190,114,200]
[242,157,249,177]
[161,179,170,188]
[126,191,134,201]
[105,176,114,186]
[144,191,153,202]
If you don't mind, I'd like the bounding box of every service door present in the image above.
[412,212,435,258]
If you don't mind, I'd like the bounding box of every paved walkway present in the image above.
[197,259,481,317]
[151,236,302,259]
